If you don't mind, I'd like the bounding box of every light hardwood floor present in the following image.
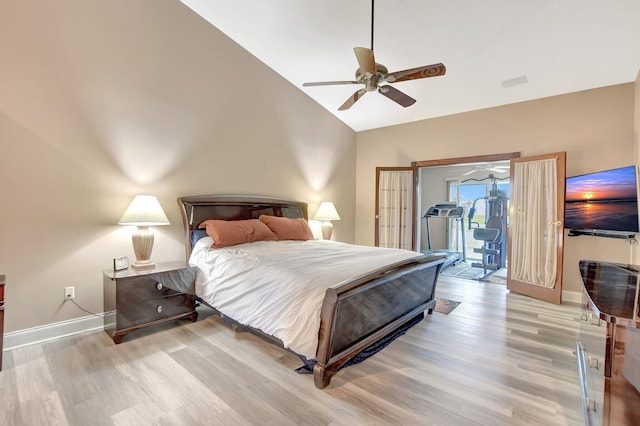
[0,276,584,425]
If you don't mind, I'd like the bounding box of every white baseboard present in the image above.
[562,290,583,304]
[3,314,112,351]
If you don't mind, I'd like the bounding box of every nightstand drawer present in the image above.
[117,293,195,329]
[117,274,183,302]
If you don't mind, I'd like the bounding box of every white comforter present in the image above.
[189,238,420,359]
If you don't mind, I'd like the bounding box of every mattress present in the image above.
[188,238,420,359]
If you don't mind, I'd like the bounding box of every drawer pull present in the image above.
[587,355,601,370]
[585,397,597,412]
[156,305,163,313]
[156,282,163,291]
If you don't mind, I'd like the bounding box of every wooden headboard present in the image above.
[177,195,309,260]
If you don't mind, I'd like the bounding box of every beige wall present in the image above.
[0,1,355,332]
[356,84,636,294]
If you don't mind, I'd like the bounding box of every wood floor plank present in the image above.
[0,276,584,425]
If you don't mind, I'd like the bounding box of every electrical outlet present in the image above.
[64,286,75,300]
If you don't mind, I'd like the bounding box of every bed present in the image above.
[178,195,445,388]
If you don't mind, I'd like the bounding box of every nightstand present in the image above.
[103,261,198,344]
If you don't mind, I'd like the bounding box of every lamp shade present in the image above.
[313,202,341,221]
[118,195,170,226]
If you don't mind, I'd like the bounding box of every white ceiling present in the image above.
[181,0,640,132]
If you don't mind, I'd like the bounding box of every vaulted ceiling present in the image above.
[181,0,640,132]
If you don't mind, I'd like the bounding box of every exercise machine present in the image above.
[422,203,466,269]
[466,174,508,279]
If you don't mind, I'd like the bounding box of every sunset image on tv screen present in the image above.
[565,165,639,233]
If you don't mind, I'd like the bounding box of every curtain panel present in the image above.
[510,158,558,287]
[378,171,413,250]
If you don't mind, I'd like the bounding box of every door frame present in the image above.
[412,152,521,169]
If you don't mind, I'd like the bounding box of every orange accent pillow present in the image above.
[259,215,314,241]
[199,219,276,248]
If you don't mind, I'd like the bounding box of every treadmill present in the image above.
[422,203,466,269]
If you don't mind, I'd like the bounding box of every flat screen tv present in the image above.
[565,165,639,235]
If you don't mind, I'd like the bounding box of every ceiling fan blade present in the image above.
[354,47,376,77]
[303,80,359,87]
[384,63,446,83]
[378,85,416,108]
[338,89,367,111]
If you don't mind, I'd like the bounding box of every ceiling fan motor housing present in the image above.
[356,63,389,91]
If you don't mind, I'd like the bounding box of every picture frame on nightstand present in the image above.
[113,256,129,272]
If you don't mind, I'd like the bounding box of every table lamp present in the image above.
[313,201,341,240]
[118,195,170,269]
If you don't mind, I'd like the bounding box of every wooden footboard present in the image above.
[313,254,445,388]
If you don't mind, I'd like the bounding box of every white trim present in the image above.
[562,290,582,304]
[3,314,111,351]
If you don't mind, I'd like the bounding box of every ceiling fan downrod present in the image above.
[370,0,375,51]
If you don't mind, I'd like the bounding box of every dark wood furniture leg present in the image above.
[0,274,5,371]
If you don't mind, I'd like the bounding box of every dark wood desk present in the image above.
[0,274,5,371]
[578,260,640,426]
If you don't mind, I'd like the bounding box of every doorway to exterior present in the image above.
[448,176,510,264]
[414,153,519,282]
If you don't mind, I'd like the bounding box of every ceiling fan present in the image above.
[303,0,446,111]
[462,164,510,176]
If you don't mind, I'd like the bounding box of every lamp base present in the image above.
[131,226,156,270]
[131,260,155,270]
[320,221,334,240]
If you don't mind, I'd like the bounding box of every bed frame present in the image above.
[177,195,445,388]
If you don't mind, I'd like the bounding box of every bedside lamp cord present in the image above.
[68,299,115,318]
